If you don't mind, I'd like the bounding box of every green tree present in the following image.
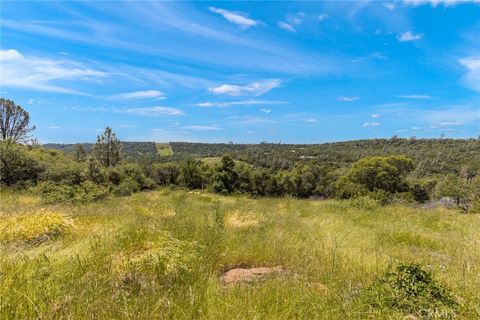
[149,163,180,186]
[86,157,104,183]
[177,158,206,189]
[211,155,239,194]
[335,155,414,198]
[0,142,42,186]
[435,174,468,206]
[0,98,35,143]
[93,127,121,167]
[73,144,87,162]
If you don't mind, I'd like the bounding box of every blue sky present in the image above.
[1,0,479,143]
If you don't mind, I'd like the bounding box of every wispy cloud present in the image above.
[208,7,259,29]
[181,125,223,131]
[404,0,480,7]
[260,108,271,114]
[459,56,480,92]
[338,96,360,102]
[317,14,329,21]
[372,113,381,118]
[397,94,433,99]
[111,90,165,100]
[197,99,287,108]
[397,31,423,42]
[383,2,396,10]
[0,49,106,94]
[120,106,183,116]
[231,115,278,125]
[306,118,319,123]
[209,79,282,96]
[363,122,381,127]
[277,21,296,32]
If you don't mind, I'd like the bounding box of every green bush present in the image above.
[115,163,156,190]
[361,262,458,318]
[410,184,430,203]
[30,148,85,184]
[349,196,379,210]
[0,142,43,186]
[393,191,416,204]
[470,200,480,214]
[34,181,109,204]
[335,178,368,199]
[336,156,413,198]
[112,178,141,196]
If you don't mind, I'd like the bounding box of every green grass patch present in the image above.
[1,189,479,319]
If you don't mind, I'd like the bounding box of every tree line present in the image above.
[1,98,479,212]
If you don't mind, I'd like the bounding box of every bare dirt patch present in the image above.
[220,266,285,286]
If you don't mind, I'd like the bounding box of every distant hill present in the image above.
[43,138,479,175]
[42,142,158,160]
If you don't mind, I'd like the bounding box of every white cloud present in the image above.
[46,125,61,129]
[363,122,381,127]
[231,115,277,125]
[260,108,271,114]
[404,0,480,7]
[372,113,381,118]
[383,2,396,10]
[111,90,165,100]
[181,125,223,131]
[209,79,281,96]
[397,94,433,99]
[277,21,296,32]
[208,7,259,29]
[197,99,287,108]
[121,106,183,116]
[0,49,106,94]
[459,56,480,92]
[317,14,329,21]
[439,121,462,125]
[0,49,23,61]
[397,31,423,42]
[286,12,305,25]
[306,118,319,123]
[338,96,359,102]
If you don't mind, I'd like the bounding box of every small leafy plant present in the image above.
[361,262,459,319]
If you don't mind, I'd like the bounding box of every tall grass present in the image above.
[1,189,479,319]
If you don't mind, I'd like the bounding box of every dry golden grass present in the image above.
[0,209,73,244]
[225,210,262,228]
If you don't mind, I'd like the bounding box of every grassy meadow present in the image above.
[1,189,479,319]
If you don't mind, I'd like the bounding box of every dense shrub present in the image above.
[0,142,42,186]
[361,263,458,318]
[410,184,430,203]
[470,200,480,214]
[335,156,413,199]
[434,174,468,206]
[177,158,207,189]
[115,163,156,190]
[149,163,180,186]
[31,149,85,184]
[112,177,141,196]
[34,181,109,204]
[349,196,379,210]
